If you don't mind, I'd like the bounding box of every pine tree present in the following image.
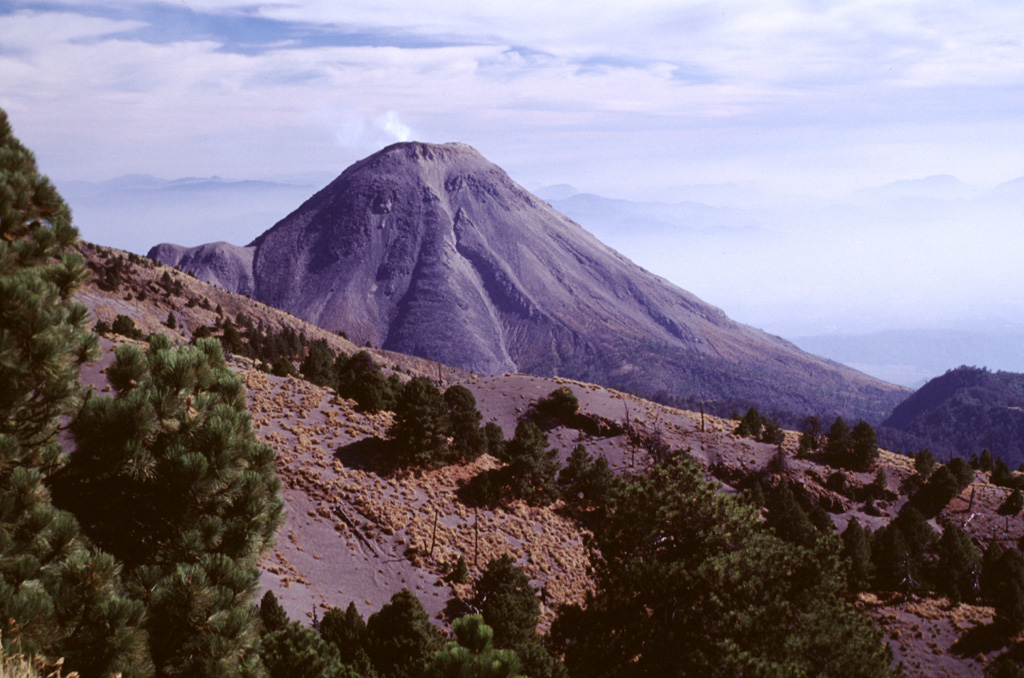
[262,621,355,678]
[320,602,367,665]
[388,378,449,467]
[0,107,151,676]
[936,526,981,604]
[535,387,579,423]
[986,656,1024,678]
[980,449,995,473]
[911,465,960,516]
[947,457,975,489]
[1001,489,1024,515]
[472,555,540,648]
[914,449,936,479]
[824,416,851,465]
[849,421,879,471]
[53,335,284,676]
[841,518,874,592]
[301,340,336,387]
[497,422,560,506]
[426,615,523,678]
[558,444,618,508]
[992,459,1020,489]
[365,590,442,678]
[765,482,817,548]
[734,407,763,439]
[981,545,1024,632]
[260,590,289,635]
[550,455,892,677]
[444,385,485,463]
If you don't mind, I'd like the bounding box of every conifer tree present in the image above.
[426,615,522,678]
[849,420,879,471]
[471,556,564,678]
[54,335,283,677]
[301,340,336,387]
[260,590,289,635]
[389,378,449,466]
[365,590,442,678]
[936,526,981,604]
[497,422,560,506]
[992,458,1021,489]
[0,108,150,676]
[320,602,368,666]
[550,455,892,677]
[472,555,539,648]
[443,385,485,463]
[981,544,1024,632]
[986,656,1024,678]
[980,449,995,473]
[914,449,936,479]
[824,416,851,464]
[557,444,616,508]
[841,518,874,592]
[765,482,817,548]
[262,621,355,678]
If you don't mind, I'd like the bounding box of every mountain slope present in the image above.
[152,141,907,423]
[148,241,255,295]
[879,365,1024,466]
[79,240,1019,678]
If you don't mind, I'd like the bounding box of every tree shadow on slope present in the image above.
[950,621,1016,659]
[334,437,398,474]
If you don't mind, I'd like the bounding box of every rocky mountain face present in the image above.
[147,241,255,296]
[150,141,907,423]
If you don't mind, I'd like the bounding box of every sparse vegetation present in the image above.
[7,106,1024,678]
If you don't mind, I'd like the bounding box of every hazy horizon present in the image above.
[4,0,1023,381]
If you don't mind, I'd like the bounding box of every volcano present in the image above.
[150,142,907,422]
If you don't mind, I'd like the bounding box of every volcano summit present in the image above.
[150,142,906,422]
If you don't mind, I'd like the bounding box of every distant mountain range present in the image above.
[149,141,907,424]
[791,329,1024,388]
[59,174,319,255]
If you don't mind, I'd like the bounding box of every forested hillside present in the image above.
[880,366,1024,468]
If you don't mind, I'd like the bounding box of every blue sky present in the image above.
[2,0,1023,343]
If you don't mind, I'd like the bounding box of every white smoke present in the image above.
[319,109,414,150]
[374,110,412,142]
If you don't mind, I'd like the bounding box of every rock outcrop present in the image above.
[147,241,255,296]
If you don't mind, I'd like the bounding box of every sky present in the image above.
[2,0,1023,348]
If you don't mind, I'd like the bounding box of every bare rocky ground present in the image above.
[72,241,1024,676]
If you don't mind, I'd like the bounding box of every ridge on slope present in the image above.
[154,141,908,423]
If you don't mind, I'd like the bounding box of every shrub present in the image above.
[914,449,936,479]
[535,387,578,422]
[1000,489,1024,516]
[111,313,143,339]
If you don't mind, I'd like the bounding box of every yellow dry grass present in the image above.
[242,365,593,628]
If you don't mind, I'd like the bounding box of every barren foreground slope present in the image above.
[77,242,1024,677]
